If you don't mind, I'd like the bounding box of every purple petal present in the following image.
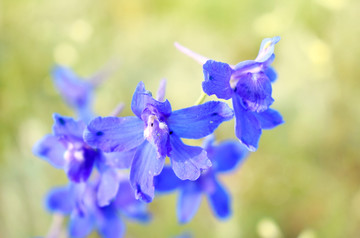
[174,42,209,65]
[177,182,202,224]
[234,72,274,112]
[131,81,172,118]
[208,140,249,173]
[255,36,280,62]
[154,166,182,193]
[52,114,85,142]
[130,141,165,203]
[168,101,234,139]
[207,179,231,219]
[169,135,211,180]
[232,95,261,151]
[84,116,144,152]
[142,113,170,157]
[33,134,66,169]
[202,60,234,100]
[45,185,75,214]
[103,149,136,169]
[97,168,121,207]
[65,146,98,183]
[69,209,95,238]
[264,66,277,83]
[97,206,125,238]
[254,108,284,130]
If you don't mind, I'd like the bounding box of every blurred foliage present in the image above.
[0,0,360,237]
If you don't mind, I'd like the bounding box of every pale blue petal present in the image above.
[84,116,144,152]
[169,135,211,180]
[254,108,284,130]
[33,134,66,169]
[177,182,202,224]
[52,113,85,142]
[130,141,165,203]
[97,168,121,207]
[168,101,233,139]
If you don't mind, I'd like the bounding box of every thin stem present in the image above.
[195,91,207,105]
[46,214,64,238]
[110,102,125,117]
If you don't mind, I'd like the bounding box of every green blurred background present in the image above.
[1,0,359,237]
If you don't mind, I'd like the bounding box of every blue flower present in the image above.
[33,114,100,182]
[33,113,136,200]
[46,176,150,238]
[175,37,284,151]
[52,64,116,123]
[84,81,234,202]
[154,135,249,223]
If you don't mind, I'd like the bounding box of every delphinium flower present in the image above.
[46,175,150,238]
[33,113,138,207]
[52,64,115,123]
[175,37,284,151]
[154,135,249,223]
[33,114,100,183]
[84,81,234,202]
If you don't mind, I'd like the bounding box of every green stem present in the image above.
[195,91,207,105]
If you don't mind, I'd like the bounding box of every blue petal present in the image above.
[154,166,182,193]
[168,101,234,139]
[177,182,202,224]
[98,206,125,238]
[131,81,172,118]
[45,185,75,214]
[103,149,136,169]
[207,179,231,219]
[202,60,234,100]
[232,95,261,151]
[97,168,121,207]
[209,140,249,173]
[114,180,151,223]
[33,134,66,169]
[65,147,98,183]
[254,108,284,130]
[255,36,281,62]
[169,135,211,180]
[234,72,274,113]
[84,116,144,152]
[52,66,94,122]
[130,141,165,203]
[264,66,277,83]
[69,209,95,238]
[52,114,85,142]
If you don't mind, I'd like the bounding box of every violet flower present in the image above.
[175,37,284,151]
[84,81,234,202]
[154,136,249,223]
[46,177,150,238]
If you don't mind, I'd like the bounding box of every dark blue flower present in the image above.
[175,37,284,151]
[84,81,234,202]
[154,136,249,223]
[46,176,150,238]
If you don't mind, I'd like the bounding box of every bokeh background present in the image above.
[1,0,360,237]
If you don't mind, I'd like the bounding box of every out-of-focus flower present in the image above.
[154,135,249,223]
[175,37,284,151]
[84,81,234,202]
[46,176,150,238]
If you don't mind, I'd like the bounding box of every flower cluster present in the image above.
[34,37,283,237]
